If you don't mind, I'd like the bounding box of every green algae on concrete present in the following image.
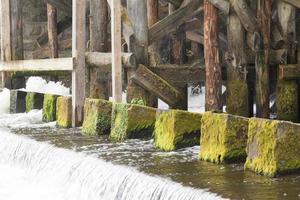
[26,92,44,112]
[199,112,249,164]
[276,81,298,122]
[82,98,112,136]
[154,110,202,151]
[226,80,249,117]
[110,103,157,142]
[42,94,59,122]
[56,96,72,128]
[245,118,300,177]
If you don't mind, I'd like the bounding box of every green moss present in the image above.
[26,92,34,112]
[56,96,72,128]
[110,103,157,142]
[42,94,59,122]
[199,112,248,164]
[276,81,298,122]
[245,118,300,177]
[82,98,112,136]
[154,110,202,151]
[130,98,147,106]
[26,92,44,112]
[226,81,249,117]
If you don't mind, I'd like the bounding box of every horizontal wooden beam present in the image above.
[282,0,300,8]
[86,52,136,68]
[278,64,300,80]
[0,58,73,72]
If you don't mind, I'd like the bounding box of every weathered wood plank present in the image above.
[148,0,202,45]
[111,0,123,102]
[72,0,86,127]
[0,58,73,72]
[164,0,183,8]
[131,65,184,108]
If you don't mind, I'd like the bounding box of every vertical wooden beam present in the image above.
[255,0,271,118]
[127,0,156,106]
[10,0,25,89]
[226,10,249,117]
[169,4,186,64]
[169,3,187,110]
[0,0,12,88]
[147,0,160,66]
[89,0,110,99]
[72,0,86,127]
[276,1,298,121]
[111,0,123,102]
[204,0,222,111]
[147,0,159,27]
[47,4,58,58]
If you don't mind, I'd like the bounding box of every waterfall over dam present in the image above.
[0,129,223,200]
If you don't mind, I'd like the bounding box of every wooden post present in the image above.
[72,0,86,127]
[255,0,271,118]
[127,0,156,106]
[169,3,187,110]
[204,0,222,111]
[276,1,298,121]
[47,4,58,58]
[0,0,12,88]
[89,0,110,99]
[10,0,25,89]
[147,0,160,66]
[111,0,123,102]
[225,9,249,117]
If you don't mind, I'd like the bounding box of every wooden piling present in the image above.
[226,7,249,117]
[72,0,86,127]
[255,0,271,118]
[89,0,110,100]
[204,0,222,111]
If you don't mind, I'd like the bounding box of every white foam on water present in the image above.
[0,129,226,200]
[23,76,70,96]
[0,88,11,114]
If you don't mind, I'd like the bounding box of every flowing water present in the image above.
[0,111,299,200]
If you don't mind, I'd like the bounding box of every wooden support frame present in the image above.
[72,0,86,127]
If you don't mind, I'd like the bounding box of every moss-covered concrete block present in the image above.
[26,92,44,112]
[245,118,300,177]
[42,94,59,122]
[199,112,249,163]
[154,110,202,151]
[226,81,249,117]
[276,81,298,122]
[82,98,112,136]
[110,103,157,142]
[56,96,72,128]
[10,90,26,113]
